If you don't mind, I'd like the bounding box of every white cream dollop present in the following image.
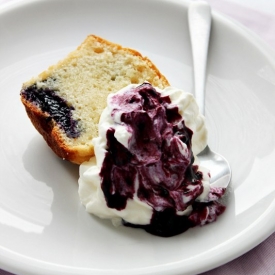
[78,84,209,226]
[160,86,207,155]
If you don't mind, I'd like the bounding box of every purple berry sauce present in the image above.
[21,82,81,138]
[99,83,226,237]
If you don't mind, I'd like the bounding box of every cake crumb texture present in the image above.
[20,35,170,164]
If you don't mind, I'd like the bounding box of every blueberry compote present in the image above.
[99,83,226,237]
[21,81,81,138]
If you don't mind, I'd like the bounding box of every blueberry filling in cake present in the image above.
[21,83,82,138]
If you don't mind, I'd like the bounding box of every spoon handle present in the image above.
[188,1,211,116]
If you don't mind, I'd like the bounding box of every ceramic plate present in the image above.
[1,0,275,274]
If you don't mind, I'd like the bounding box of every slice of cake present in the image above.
[20,35,169,164]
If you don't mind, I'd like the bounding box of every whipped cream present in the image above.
[78,83,225,237]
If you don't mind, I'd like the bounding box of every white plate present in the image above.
[1,0,275,274]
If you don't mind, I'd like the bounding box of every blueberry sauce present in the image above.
[21,83,81,138]
[99,83,225,237]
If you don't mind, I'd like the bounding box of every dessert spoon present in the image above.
[188,1,231,188]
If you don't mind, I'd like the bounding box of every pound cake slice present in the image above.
[20,35,169,164]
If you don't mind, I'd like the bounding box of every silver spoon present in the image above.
[188,1,231,188]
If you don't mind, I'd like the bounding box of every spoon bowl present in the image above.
[198,145,231,188]
[188,1,232,188]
